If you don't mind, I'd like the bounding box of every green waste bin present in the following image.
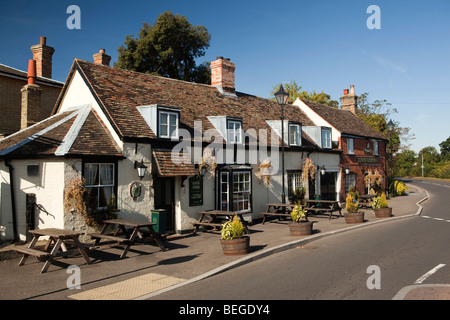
[151,209,167,234]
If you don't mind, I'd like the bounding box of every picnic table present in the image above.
[14,228,91,274]
[89,218,166,259]
[304,199,342,220]
[192,210,250,235]
[261,203,297,224]
[359,194,375,208]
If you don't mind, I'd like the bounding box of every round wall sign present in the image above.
[130,181,142,199]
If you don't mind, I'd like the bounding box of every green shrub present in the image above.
[290,204,306,223]
[221,214,245,240]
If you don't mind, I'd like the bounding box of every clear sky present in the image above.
[1,0,449,153]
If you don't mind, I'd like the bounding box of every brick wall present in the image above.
[0,75,62,137]
[340,136,387,198]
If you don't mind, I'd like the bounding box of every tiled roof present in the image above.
[299,99,388,140]
[153,150,197,177]
[0,106,122,158]
[0,63,64,87]
[58,60,321,150]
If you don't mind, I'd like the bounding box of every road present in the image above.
[153,179,450,300]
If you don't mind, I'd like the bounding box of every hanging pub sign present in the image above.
[189,176,203,206]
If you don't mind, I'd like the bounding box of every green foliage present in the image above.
[290,204,307,223]
[440,137,450,159]
[393,180,407,196]
[270,80,339,107]
[346,192,360,213]
[221,215,245,240]
[291,187,306,206]
[115,11,211,84]
[371,192,388,209]
[394,137,450,179]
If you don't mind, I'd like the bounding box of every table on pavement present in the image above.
[89,218,166,259]
[192,210,250,235]
[14,228,91,274]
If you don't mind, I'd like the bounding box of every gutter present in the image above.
[4,160,18,241]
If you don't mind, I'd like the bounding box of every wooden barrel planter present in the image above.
[374,207,392,218]
[344,211,365,224]
[220,236,250,256]
[288,221,314,236]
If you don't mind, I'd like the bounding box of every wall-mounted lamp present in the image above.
[318,165,326,175]
[134,159,148,180]
[345,168,350,175]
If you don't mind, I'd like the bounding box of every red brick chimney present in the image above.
[93,49,111,66]
[340,85,357,114]
[30,36,55,79]
[21,60,42,129]
[211,57,235,95]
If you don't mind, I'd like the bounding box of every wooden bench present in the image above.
[192,222,223,228]
[89,233,130,244]
[14,246,51,261]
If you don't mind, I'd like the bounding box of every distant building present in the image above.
[0,37,63,138]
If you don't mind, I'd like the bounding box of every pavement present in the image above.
[0,182,445,300]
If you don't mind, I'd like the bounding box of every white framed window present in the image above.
[288,171,302,198]
[322,128,332,149]
[347,138,354,154]
[232,171,251,212]
[84,163,115,210]
[289,123,301,146]
[159,110,179,139]
[373,140,379,156]
[227,120,242,144]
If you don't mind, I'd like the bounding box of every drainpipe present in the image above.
[5,160,18,241]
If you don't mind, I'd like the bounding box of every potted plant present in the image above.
[371,192,392,218]
[289,203,314,236]
[220,214,249,256]
[344,191,364,224]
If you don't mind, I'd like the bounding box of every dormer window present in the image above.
[227,119,242,144]
[159,110,179,139]
[289,123,301,146]
[322,127,332,149]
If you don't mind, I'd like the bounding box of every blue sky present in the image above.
[1,0,449,153]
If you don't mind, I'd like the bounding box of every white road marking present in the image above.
[414,264,446,284]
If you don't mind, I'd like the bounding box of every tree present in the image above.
[271,81,339,108]
[115,11,211,84]
[395,149,417,177]
[439,136,450,159]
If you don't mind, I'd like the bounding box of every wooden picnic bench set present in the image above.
[261,200,342,224]
[14,200,346,273]
[14,218,166,273]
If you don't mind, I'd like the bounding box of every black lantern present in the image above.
[387,119,395,131]
[134,159,147,180]
[274,84,289,105]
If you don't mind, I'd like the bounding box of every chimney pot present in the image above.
[30,36,54,78]
[27,59,37,85]
[340,84,357,114]
[93,48,111,66]
[211,56,236,95]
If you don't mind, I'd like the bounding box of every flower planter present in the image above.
[220,236,250,256]
[288,221,314,236]
[374,207,392,218]
[344,211,365,224]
